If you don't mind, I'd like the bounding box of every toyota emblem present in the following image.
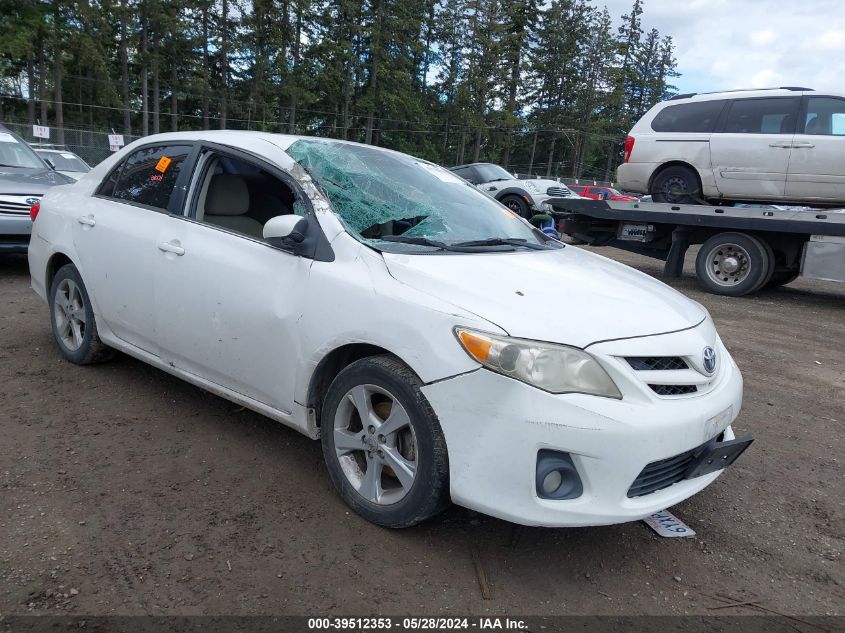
[703,346,717,374]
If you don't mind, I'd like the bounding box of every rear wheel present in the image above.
[650,165,703,204]
[500,194,531,218]
[320,355,450,528]
[695,232,770,297]
[49,264,113,364]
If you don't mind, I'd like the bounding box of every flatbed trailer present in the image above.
[547,198,845,296]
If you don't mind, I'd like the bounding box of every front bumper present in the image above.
[0,213,32,253]
[421,327,744,527]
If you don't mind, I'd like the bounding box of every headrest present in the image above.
[206,173,249,215]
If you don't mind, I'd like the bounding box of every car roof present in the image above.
[661,87,845,104]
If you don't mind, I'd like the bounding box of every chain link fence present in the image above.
[0,120,142,167]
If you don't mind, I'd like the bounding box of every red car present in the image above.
[569,185,638,202]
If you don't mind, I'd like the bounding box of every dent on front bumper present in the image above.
[421,332,744,527]
[0,213,32,253]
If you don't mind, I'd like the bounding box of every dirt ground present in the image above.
[0,246,842,617]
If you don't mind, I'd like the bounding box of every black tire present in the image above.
[49,264,113,364]
[650,165,703,204]
[695,232,770,297]
[320,355,450,528]
[749,235,775,293]
[500,194,531,218]
[765,270,799,288]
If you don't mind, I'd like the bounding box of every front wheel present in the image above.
[500,194,531,218]
[320,356,450,528]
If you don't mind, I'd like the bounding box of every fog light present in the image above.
[541,470,563,495]
[536,450,583,500]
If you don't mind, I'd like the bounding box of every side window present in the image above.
[105,144,192,210]
[195,154,300,240]
[650,100,725,133]
[804,97,845,135]
[723,98,800,134]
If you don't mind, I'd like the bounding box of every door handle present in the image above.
[77,215,96,227]
[768,143,792,148]
[157,240,185,256]
[792,142,815,148]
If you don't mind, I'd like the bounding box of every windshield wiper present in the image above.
[380,235,454,251]
[452,237,553,250]
[380,235,525,253]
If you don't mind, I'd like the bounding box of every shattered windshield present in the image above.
[286,139,551,252]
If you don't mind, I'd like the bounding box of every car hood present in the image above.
[382,246,705,348]
[0,167,74,193]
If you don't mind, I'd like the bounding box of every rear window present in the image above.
[98,144,191,211]
[651,100,725,133]
[723,98,800,135]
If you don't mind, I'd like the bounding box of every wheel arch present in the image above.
[306,343,404,428]
[45,251,77,295]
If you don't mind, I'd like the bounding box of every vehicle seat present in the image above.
[203,173,265,238]
[805,115,825,135]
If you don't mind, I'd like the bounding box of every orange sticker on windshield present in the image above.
[155,156,172,173]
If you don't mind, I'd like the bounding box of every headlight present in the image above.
[523,181,539,192]
[454,328,622,399]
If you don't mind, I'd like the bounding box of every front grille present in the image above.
[546,186,572,196]
[0,194,40,215]
[628,442,703,497]
[650,384,698,396]
[627,356,688,371]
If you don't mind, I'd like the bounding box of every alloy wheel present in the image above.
[333,384,418,505]
[53,278,87,351]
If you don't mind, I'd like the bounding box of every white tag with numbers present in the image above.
[643,510,696,537]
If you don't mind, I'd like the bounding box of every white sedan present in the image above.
[27,131,751,528]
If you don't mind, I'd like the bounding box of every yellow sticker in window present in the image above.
[155,156,172,173]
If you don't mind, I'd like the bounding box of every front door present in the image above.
[154,149,311,414]
[709,97,799,200]
[786,95,845,202]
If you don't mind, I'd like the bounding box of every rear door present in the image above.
[73,143,196,355]
[709,97,799,200]
[785,95,845,202]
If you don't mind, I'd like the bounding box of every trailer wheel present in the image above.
[750,236,776,293]
[695,232,771,296]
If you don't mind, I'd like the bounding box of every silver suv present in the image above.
[618,87,845,207]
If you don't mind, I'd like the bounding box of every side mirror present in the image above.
[264,214,308,243]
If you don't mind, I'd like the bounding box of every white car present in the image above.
[28,131,750,528]
[34,148,92,181]
[449,162,580,217]
[618,87,845,207]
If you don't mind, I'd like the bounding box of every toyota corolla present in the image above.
[27,132,751,528]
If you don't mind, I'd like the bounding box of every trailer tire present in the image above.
[695,232,770,297]
[750,236,776,293]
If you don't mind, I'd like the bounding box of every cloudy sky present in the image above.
[602,0,845,93]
